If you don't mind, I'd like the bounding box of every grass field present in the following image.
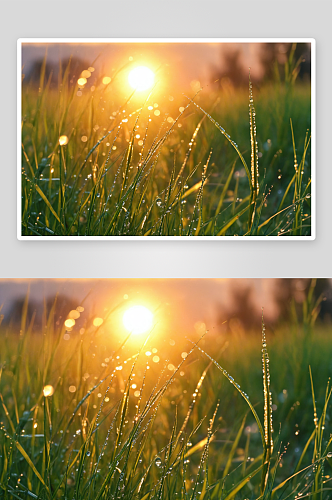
[1,281,331,499]
[20,44,312,237]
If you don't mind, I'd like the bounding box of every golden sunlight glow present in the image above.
[123,305,153,335]
[43,385,54,397]
[102,76,112,85]
[128,66,155,91]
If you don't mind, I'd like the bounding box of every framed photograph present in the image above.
[0,277,331,496]
[18,39,315,239]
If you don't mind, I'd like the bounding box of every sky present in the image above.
[0,278,283,334]
[21,42,265,90]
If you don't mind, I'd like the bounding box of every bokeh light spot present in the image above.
[77,77,87,86]
[43,385,54,397]
[68,310,80,320]
[64,318,75,328]
[93,317,103,327]
[59,135,69,146]
[80,70,91,79]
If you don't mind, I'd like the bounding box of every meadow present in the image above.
[20,45,312,237]
[0,282,331,499]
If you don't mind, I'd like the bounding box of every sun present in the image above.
[123,305,154,334]
[128,66,155,91]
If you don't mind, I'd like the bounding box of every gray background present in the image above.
[1,0,330,278]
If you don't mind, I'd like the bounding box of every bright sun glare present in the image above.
[123,305,153,334]
[128,66,155,91]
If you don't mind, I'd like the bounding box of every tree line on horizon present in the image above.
[23,42,311,89]
[2,279,330,332]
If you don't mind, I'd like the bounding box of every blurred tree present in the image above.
[259,42,311,83]
[25,56,91,87]
[310,278,332,322]
[273,278,332,324]
[6,297,39,329]
[216,279,332,336]
[5,295,79,330]
[210,46,249,89]
[25,59,54,85]
[210,43,311,90]
[273,278,309,320]
[216,282,262,333]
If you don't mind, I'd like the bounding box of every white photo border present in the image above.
[17,38,316,241]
